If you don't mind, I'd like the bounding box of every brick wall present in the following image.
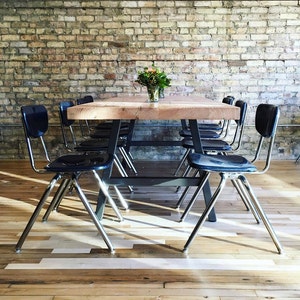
[0,0,299,160]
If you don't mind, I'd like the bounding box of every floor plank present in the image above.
[0,159,299,298]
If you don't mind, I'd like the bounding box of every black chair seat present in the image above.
[95,121,130,131]
[179,129,220,139]
[90,128,130,139]
[188,152,257,173]
[182,137,232,152]
[47,153,113,172]
[197,123,222,131]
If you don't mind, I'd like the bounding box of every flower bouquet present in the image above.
[135,64,171,102]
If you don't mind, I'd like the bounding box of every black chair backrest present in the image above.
[21,105,50,172]
[256,104,280,138]
[77,95,94,105]
[76,96,94,135]
[235,100,247,126]
[218,96,235,137]
[223,96,235,105]
[21,105,48,138]
[59,101,75,127]
[252,103,280,169]
[228,100,247,150]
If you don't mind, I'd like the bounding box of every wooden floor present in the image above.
[0,159,299,299]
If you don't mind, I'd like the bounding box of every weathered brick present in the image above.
[47,41,65,47]
[0,0,298,160]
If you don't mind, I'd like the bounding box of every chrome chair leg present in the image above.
[16,174,61,252]
[183,173,227,253]
[92,171,123,222]
[53,179,74,211]
[232,178,260,223]
[238,175,283,254]
[114,155,134,193]
[72,175,115,253]
[180,172,210,222]
[174,149,191,176]
[175,168,198,207]
[127,151,134,161]
[119,147,138,175]
[175,165,195,193]
[231,179,250,211]
[113,185,129,210]
[176,186,190,209]
[42,178,72,221]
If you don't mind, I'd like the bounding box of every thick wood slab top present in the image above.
[67,95,240,120]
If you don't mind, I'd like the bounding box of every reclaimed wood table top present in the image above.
[67,95,240,121]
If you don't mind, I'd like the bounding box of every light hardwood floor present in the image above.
[0,159,299,299]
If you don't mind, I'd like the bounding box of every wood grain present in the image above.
[0,159,299,299]
[67,95,240,121]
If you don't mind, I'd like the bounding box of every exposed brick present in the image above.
[0,0,298,160]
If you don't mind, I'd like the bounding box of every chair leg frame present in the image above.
[231,178,261,223]
[183,172,283,254]
[174,148,191,176]
[230,179,250,211]
[238,175,283,254]
[43,174,126,220]
[72,174,115,253]
[183,173,227,253]
[112,185,129,210]
[175,168,199,207]
[16,172,116,253]
[92,170,123,222]
[176,185,190,209]
[113,155,134,193]
[42,178,72,221]
[118,146,138,175]
[175,166,196,196]
[180,172,210,222]
[16,173,62,252]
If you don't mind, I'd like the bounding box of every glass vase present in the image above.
[159,87,165,99]
[147,85,159,102]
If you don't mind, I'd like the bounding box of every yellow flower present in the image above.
[135,64,171,88]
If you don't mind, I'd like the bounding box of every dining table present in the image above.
[67,95,240,222]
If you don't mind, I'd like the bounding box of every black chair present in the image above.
[197,95,236,131]
[174,96,235,177]
[76,95,103,136]
[175,100,248,206]
[174,100,248,178]
[60,101,135,175]
[76,96,137,175]
[181,103,283,254]
[179,126,221,139]
[59,100,134,199]
[76,95,131,137]
[16,105,120,253]
[59,100,131,202]
[59,101,137,193]
[179,96,235,140]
